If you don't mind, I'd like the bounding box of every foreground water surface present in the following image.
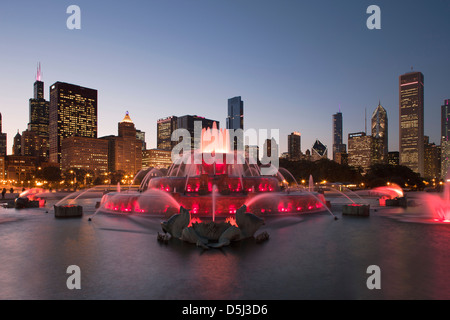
[0,193,449,300]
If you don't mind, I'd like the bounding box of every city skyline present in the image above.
[0,1,449,156]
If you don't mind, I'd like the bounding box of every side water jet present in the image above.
[212,184,217,222]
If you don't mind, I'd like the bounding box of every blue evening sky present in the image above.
[0,0,449,155]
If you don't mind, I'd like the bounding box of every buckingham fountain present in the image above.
[95,124,328,228]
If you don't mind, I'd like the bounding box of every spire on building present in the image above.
[36,62,42,82]
[121,111,133,123]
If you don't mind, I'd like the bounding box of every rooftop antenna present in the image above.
[36,62,42,81]
[365,108,367,134]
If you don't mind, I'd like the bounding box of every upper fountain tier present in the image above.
[166,122,262,179]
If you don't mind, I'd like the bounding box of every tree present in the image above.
[278,158,364,185]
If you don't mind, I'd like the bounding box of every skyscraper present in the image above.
[441,99,450,178]
[157,116,178,151]
[49,82,98,164]
[226,96,244,130]
[287,132,301,161]
[311,139,328,162]
[13,131,21,155]
[136,129,146,150]
[399,71,424,176]
[0,113,6,156]
[332,111,346,161]
[24,64,50,161]
[371,101,388,164]
[29,63,50,140]
[348,132,373,172]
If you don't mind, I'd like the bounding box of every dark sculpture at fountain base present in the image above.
[160,205,267,249]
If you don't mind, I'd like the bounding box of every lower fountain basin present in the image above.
[342,204,370,217]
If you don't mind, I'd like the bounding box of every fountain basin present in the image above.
[54,205,83,218]
[14,197,40,209]
[385,196,407,208]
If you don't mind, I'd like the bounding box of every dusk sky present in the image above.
[0,0,449,155]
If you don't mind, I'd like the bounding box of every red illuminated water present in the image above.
[19,188,47,208]
[371,184,404,206]
[421,193,450,223]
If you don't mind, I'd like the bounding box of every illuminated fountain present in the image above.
[96,123,328,221]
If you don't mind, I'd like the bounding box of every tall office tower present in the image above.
[227,96,244,150]
[441,99,450,178]
[311,139,328,162]
[0,113,6,156]
[348,132,373,172]
[157,116,178,151]
[49,82,98,164]
[371,101,388,164]
[287,132,301,161]
[29,63,50,141]
[332,111,346,161]
[399,71,424,176]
